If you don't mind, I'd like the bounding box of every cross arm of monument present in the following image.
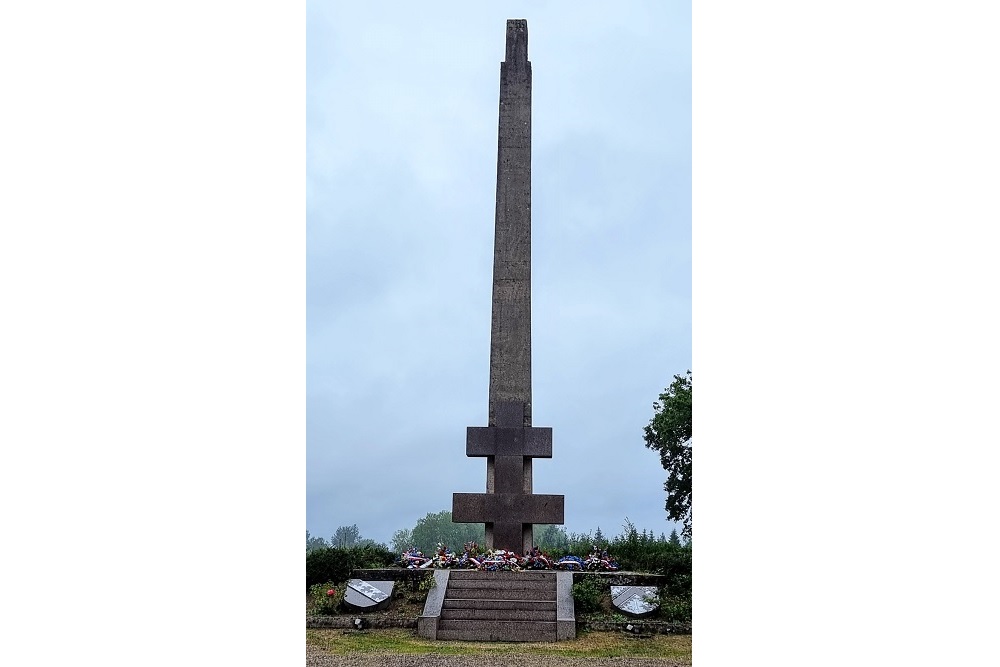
[452,492,564,524]
[466,426,552,458]
[452,491,565,552]
[466,400,552,458]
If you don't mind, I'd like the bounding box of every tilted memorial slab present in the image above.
[343,579,394,612]
[610,585,659,618]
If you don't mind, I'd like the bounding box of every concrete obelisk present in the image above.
[452,19,564,554]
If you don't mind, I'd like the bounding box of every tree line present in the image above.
[307,514,687,557]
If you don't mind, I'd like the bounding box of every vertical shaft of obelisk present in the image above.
[486,19,533,551]
[489,19,532,430]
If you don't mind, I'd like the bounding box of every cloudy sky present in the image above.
[307,1,691,547]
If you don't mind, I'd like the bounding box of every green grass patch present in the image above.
[306,628,691,660]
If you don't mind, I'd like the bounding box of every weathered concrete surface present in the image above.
[440,585,554,601]
[442,598,556,612]
[440,607,556,622]
[436,620,557,642]
[452,491,564,553]
[469,18,553,555]
[452,14,563,585]
[466,424,552,458]
[435,570,560,642]
[416,569,451,639]
[555,571,576,640]
[455,401,564,553]
[488,19,533,430]
[351,568,434,589]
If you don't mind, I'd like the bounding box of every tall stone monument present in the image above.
[452,19,565,554]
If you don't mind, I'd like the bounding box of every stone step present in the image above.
[443,587,553,601]
[440,607,556,622]
[442,598,556,612]
[445,579,555,592]
[448,570,554,581]
[436,619,558,642]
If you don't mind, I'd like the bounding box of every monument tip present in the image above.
[505,19,528,65]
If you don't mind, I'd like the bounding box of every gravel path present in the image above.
[306,646,689,666]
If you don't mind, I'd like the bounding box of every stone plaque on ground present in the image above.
[343,579,394,612]
[610,585,659,618]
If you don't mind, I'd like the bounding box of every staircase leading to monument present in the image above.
[435,570,558,642]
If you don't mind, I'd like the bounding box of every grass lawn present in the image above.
[306,627,691,661]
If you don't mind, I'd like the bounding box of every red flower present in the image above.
[326,589,336,596]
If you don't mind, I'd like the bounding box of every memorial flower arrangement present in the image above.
[553,554,586,571]
[400,548,433,568]
[584,546,621,571]
[523,546,553,570]
[432,543,459,568]
[456,541,482,569]
[396,544,619,572]
[477,549,523,571]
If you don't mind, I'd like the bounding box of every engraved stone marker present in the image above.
[610,585,660,618]
[343,579,394,612]
[452,19,565,554]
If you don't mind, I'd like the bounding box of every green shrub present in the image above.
[640,586,691,622]
[350,542,396,568]
[571,575,606,614]
[654,546,692,599]
[308,581,345,615]
[657,594,692,622]
[306,548,354,588]
[417,574,436,595]
[306,544,396,589]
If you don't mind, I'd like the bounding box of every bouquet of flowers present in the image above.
[522,546,553,570]
[584,546,620,571]
[456,541,482,569]
[432,543,459,568]
[478,549,522,571]
[553,554,585,571]
[401,547,432,569]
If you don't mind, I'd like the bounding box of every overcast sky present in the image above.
[306,1,691,548]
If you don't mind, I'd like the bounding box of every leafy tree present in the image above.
[620,518,638,544]
[534,524,569,551]
[390,528,414,554]
[409,510,484,554]
[306,530,329,553]
[593,526,605,546]
[332,524,361,548]
[644,371,692,538]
